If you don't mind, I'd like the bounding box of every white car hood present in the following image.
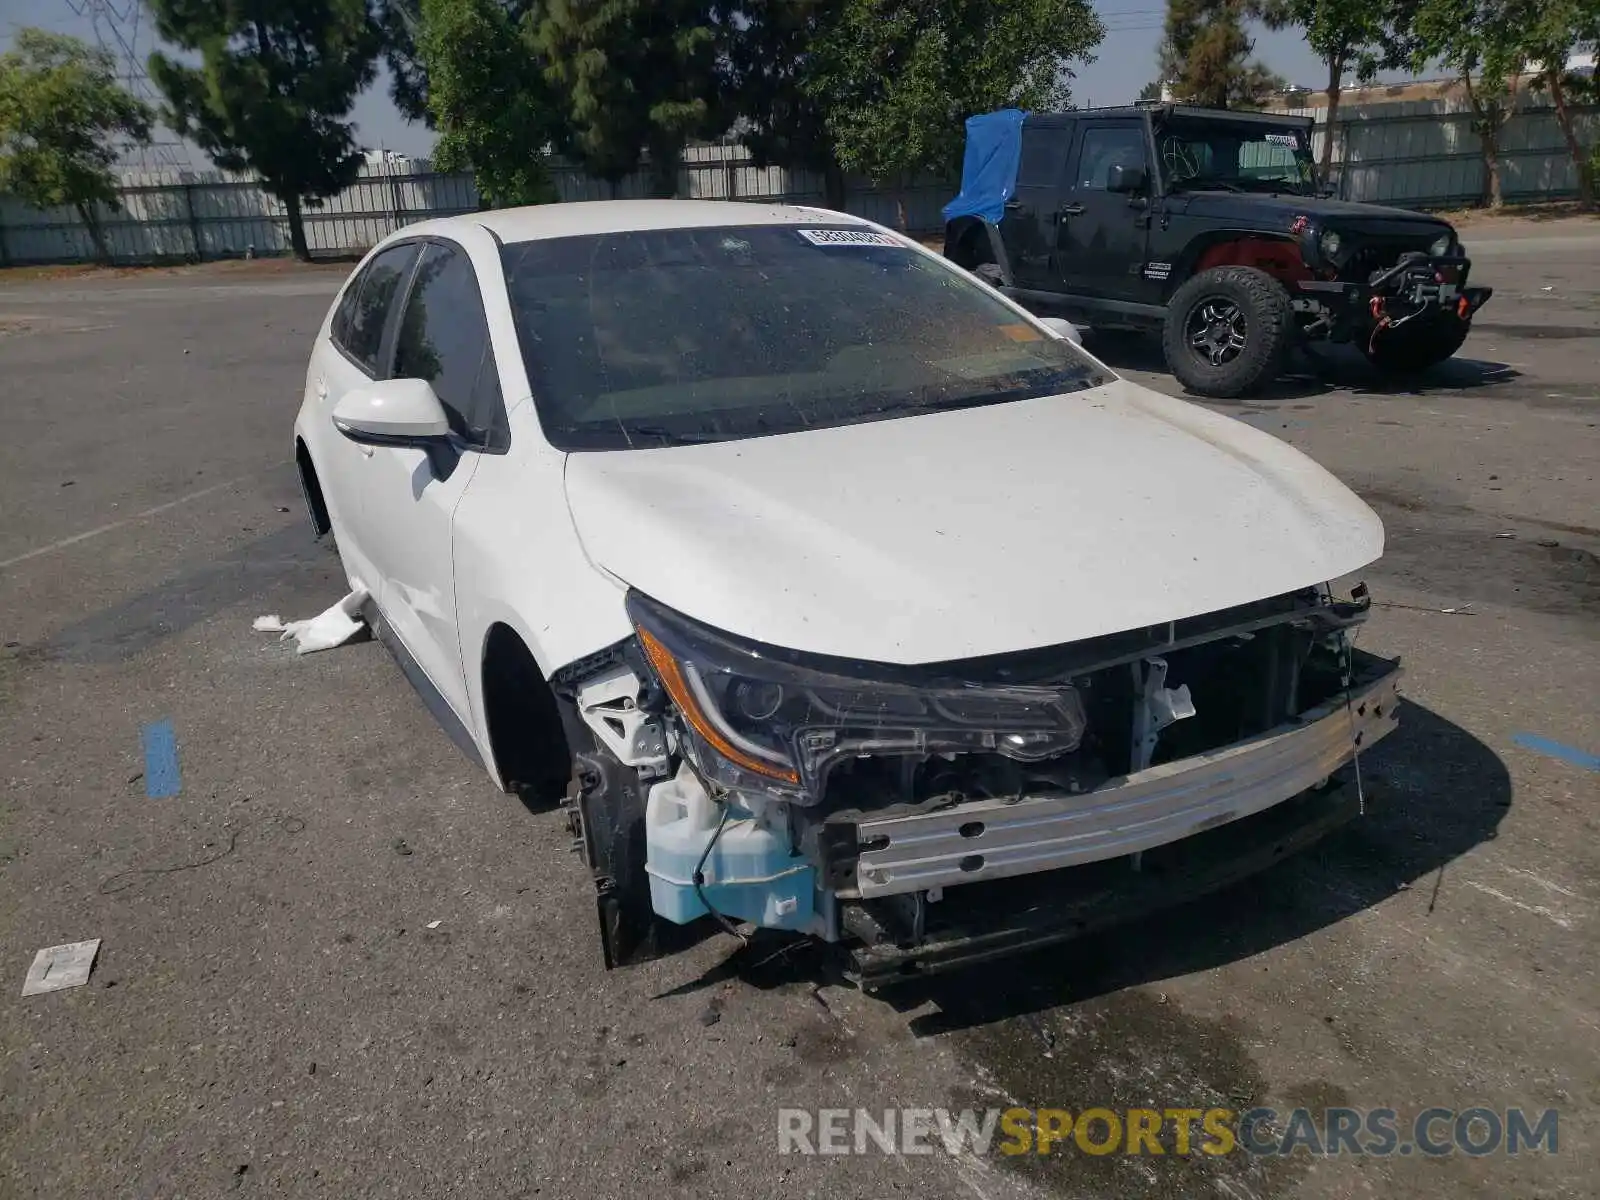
[562,379,1383,664]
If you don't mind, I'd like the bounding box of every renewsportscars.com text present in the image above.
[777,1106,1559,1158]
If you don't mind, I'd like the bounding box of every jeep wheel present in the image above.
[1362,317,1470,374]
[1163,267,1294,398]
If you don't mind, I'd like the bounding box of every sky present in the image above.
[1,0,1420,164]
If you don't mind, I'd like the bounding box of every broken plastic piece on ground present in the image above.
[425,920,441,930]
[254,587,369,654]
[22,939,101,996]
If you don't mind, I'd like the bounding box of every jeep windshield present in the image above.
[501,224,1110,450]
[1155,118,1318,196]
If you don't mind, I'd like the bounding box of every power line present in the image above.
[64,0,192,169]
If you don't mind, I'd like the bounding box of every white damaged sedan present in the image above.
[294,200,1400,979]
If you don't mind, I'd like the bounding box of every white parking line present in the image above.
[1465,881,1575,929]
[0,476,252,571]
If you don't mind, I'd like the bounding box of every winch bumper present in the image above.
[1297,255,1493,323]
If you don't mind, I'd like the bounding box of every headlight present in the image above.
[1318,229,1342,260]
[1429,233,1453,257]
[627,592,1088,804]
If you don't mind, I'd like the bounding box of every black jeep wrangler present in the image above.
[943,104,1494,397]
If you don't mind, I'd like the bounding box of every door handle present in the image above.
[1003,199,1022,210]
[358,445,374,458]
[315,379,328,401]
[1059,203,1086,217]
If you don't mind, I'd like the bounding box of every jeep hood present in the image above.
[1175,191,1453,231]
[562,380,1383,665]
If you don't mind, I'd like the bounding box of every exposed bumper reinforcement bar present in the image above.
[844,770,1370,986]
[841,658,1401,899]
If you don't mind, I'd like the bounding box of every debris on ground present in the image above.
[393,838,413,857]
[1376,601,1476,616]
[425,920,441,930]
[254,587,368,654]
[22,939,101,996]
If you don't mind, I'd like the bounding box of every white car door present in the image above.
[346,235,510,726]
[310,240,423,589]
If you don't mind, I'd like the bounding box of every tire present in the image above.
[1362,317,1470,373]
[1162,266,1294,398]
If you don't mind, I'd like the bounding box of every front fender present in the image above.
[450,425,634,767]
[1166,230,1309,300]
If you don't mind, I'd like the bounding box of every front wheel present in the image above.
[1162,266,1294,398]
[1362,317,1471,373]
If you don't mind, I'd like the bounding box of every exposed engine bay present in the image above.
[552,583,1401,977]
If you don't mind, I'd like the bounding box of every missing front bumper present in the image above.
[828,655,1401,899]
[843,769,1370,986]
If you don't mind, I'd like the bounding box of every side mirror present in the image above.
[1037,316,1083,345]
[1107,164,1147,194]
[332,378,451,447]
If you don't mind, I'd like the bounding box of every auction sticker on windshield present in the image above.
[797,228,903,247]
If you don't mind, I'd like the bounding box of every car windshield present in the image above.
[1156,119,1317,195]
[500,224,1111,450]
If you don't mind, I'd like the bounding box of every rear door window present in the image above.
[1018,123,1073,189]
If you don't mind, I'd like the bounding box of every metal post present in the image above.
[389,156,406,236]
[185,183,203,262]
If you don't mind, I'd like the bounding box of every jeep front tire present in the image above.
[1162,266,1294,398]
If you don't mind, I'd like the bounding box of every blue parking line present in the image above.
[141,719,182,798]
[1512,733,1599,773]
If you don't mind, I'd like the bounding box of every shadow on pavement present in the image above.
[33,523,340,665]
[1081,330,1519,401]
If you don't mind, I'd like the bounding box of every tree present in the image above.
[1160,0,1286,109]
[1408,0,1535,208]
[714,0,849,209]
[1259,0,1391,177]
[147,0,382,261]
[376,0,432,124]
[1138,79,1167,101]
[805,0,1104,227]
[0,29,152,263]
[418,0,559,206]
[1524,0,1600,208]
[534,0,719,196]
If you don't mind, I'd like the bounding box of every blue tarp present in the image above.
[941,109,1027,224]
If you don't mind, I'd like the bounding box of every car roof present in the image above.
[398,199,875,246]
[1027,105,1313,130]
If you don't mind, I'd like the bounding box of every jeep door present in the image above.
[1053,118,1159,303]
[998,116,1075,291]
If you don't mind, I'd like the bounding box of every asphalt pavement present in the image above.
[0,229,1596,1199]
